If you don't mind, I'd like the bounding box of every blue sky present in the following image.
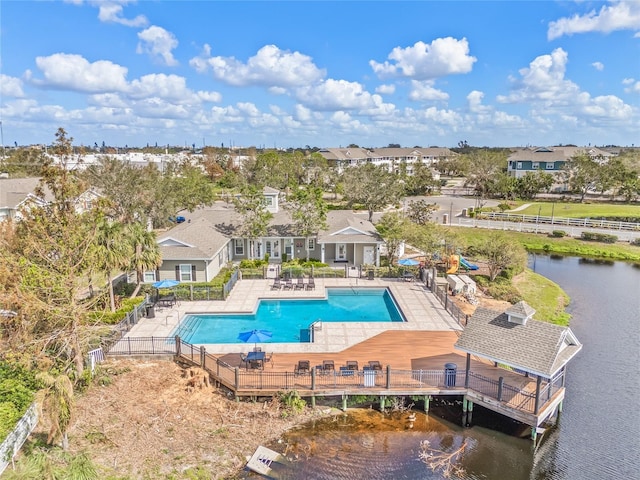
[1,1,639,149]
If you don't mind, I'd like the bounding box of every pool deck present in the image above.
[127,278,462,355]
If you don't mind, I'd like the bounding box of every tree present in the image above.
[2,128,98,378]
[286,186,328,261]
[126,222,161,298]
[36,372,74,450]
[376,212,409,271]
[406,199,438,225]
[464,150,507,207]
[515,171,554,200]
[477,232,527,281]
[233,187,273,246]
[561,152,599,202]
[341,164,403,222]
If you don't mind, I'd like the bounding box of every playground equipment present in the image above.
[446,254,459,274]
[459,256,479,271]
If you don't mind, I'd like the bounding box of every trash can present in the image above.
[146,305,155,319]
[368,270,374,280]
[444,363,457,387]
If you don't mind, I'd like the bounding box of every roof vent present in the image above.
[505,301,536,325]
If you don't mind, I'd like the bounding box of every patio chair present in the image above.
[368,360,382,371]
[271,277,282,290]
[283,277,293,290]
[345,360,359,371]
[322,360,335,373]
[294,277,305,290]
[265,352,273,367]
[306,277,316,290]
[294,360,310,374]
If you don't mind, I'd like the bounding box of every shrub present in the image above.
[550,230,567,238]
[580,232,618,244]
[631,238,640,247]
[0,402,21,442]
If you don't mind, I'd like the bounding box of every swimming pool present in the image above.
[173,288,405,344]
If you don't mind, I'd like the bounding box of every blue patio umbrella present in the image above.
[238,329,273,350]
[152,279,180,289]
[398,258,420,266]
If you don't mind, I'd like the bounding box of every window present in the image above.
[532,162,539,169]
[179,264,193,281]
[264,196,274,206]
[517,162,523,169]
[308,239,315,250]
[546,162,555,170]
[143,271,156,283]
[234,239,244,255]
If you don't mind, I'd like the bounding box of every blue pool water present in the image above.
[174,288,405,344]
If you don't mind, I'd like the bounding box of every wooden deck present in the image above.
[197,330,563,428]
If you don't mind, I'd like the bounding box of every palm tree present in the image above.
[93,219,132,312]
[36,372,75,451]
[126,222,161,298]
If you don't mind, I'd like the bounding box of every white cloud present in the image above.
[497,48,634,125]
[497,48,580,103]
[32,53,129,93]
[0,74,25,97]
[197,91,222,103]
[137,26,179,66]
[466,90,491,113]
[67,0,149,27]
[622,78,640,94]
[128,74,190,101]
[548,0,640,40]
[295,79,390,112]
[409,80,449,101]
[591,61,604,71]
[190,44,325,87]
[375,84,395,95]
[370,37,476,80]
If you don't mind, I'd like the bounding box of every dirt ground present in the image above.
[61,360,328,479]
[447,261,514,316]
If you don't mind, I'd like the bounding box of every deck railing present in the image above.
[105,336,549,415]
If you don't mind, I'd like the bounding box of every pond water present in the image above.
[234,255,640,479]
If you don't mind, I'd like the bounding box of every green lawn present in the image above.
[508,201,640,219]
[451,228,640,262]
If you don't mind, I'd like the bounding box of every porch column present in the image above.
[376,245,381,267]
[321,243,325,263]
[464,353,471,387]
[534,375,542,414]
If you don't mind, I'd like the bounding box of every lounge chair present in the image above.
[346,360,359,371]
[271,277,282,290]
[295,360,310,374]
[305,277,316,290]
[368,360,382,371]
[283,277,293,290]
[322,360,335,373]
[294,277,305,290]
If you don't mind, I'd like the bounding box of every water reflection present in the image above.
[235,409,536,480]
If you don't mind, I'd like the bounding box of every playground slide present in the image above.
[460,256,479,271]
[446,255,459,274]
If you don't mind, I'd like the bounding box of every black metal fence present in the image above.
[105,336,546,414]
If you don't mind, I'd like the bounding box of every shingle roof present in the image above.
[507,146,613,162]
[0,177,53,209]
[158,204,381,260]
[317,211,383,244]
[454,306,582,378]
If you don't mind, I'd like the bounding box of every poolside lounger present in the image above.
[340,366,355,376]
[271,277,282,290]
[295,360,310,374]
[305,277,316,290]
[322,360,335,373]
[368,360,382,371]
[345,360,359,371]
[294,277,305,290]
[283,278,293,290]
